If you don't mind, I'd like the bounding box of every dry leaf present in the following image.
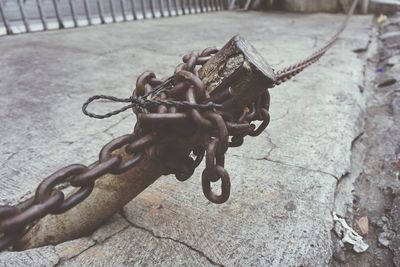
[357,216,369,236]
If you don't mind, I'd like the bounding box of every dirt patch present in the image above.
[331,13,400,267]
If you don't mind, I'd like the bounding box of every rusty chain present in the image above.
[274,0,359,86]
[0,132,151,250]
[0,0,358,251]
[0,46,270,251]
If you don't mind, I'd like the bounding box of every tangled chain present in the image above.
[132,47,270,204]
[0,47,271,251]
[0,0,358,251]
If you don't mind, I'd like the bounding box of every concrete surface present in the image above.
[276,0,395,14]
[284,0,339,12]
[283,0,370,13]
[0,10,373,266]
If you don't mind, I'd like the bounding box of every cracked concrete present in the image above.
[233,153,340,180]
[0,10,373,266]
[118,210,224,267]
[57,215,217,267]
[261,157,340,180]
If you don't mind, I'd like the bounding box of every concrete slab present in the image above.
[284,0,339,12]
[0,11,373,266]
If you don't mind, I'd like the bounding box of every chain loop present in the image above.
[99,134,143,175]
[204,138,225,182]
[71,158,121,187]
[248,108,270,137]
[35,165,87,202]
[0,190,64,233]
[202,165,231,204]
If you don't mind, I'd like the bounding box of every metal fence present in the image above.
[0,0,228,36]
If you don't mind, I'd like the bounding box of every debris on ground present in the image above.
[377,14,388,24]
[336,12,400,266]
[333,212,369,253]
[387,55,400,66]
[395,160,400,179]
[378,230,396,247]
[356,216,369,236]
[378,77,397,87]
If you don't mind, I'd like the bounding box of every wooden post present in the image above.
[17,35,275,250]
[199,35,275,110]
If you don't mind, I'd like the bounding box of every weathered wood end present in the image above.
[199,34,275,110]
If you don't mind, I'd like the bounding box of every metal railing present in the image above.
[0,0,228,36]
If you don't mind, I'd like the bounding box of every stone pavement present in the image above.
[0,11,373,266]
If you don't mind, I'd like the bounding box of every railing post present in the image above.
[96,0,106,24]
[83,0,93,25]
[68,0,78,27]
[17,0,30,32]
[120,0,128,21]
[140,0,146,19]
[130,0,138,20]
[108,0,117,23]
[187,0,192,14]
[166,0,172,16]
[181,0,186,14]
[244,0,252,10]
[212,0,217,11]
[199,0,204,12]
[159,0,165,17]
[211,0,216,11]
[36,0,48,31]
[0,0,229,36]
[228,0,236,10]
[362,0,369,14]
[217,0,223,10]
[0,0,12,35]
[174,0,180,15]
[149,0,156,18]
[193,0,199,13]
[52,0,64,29]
